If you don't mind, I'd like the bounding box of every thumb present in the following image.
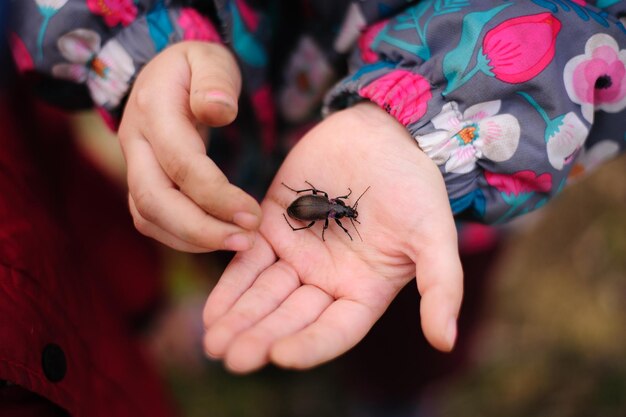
[187,41,242,127]
[414,224,464,352]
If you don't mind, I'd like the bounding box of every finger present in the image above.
[187,42,242,127]
[152,120,261,231]
[128,195,213,253]
[269,298,386,370]
[224,285,333,373]
[203,236,276,327]
[203,259,300,359]
[414,225,464,352]
[124,133,255,251]
[131,46,260,230]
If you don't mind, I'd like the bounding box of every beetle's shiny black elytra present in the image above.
[281,181,370,241]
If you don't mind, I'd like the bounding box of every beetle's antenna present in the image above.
[350,218,363,242]
[353,186,371,210]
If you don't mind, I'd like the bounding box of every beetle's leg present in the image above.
[322,218,329,241]
[281,182,327,198]
[335,219,353,241]
[304,181,329,198]
[283,214,315,232]
[281,182,313,194]
[335,188,352,200]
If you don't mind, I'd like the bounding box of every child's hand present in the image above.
[118,41,261,252]
[203,102,463,372]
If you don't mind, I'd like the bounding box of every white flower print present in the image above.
[546,112,588,170]
[569,139,620,182]
[416,101,521,174]
[52,29,135,108]
[279,36,334,122]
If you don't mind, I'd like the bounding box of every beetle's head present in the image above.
[347,209,360,222]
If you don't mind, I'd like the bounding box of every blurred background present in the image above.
[72,111,626,417]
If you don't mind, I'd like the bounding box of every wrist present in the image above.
[335,101,435,166]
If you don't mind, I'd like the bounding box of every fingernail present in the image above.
[445,317,457,351]
[224,233,253,251]
[203,91,237,108]
[233,212,259,230]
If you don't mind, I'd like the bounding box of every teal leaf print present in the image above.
[450,188,486,218]
[596,0,621,7]
[495,192,534,224]
[517,92,588,170]
[147,0,174,52]
[230,2,267,67]
[532,0,610,28]
[372,0,470,62]
[349,61,395,82]
[36,0,69,62]
[441,3,512,95]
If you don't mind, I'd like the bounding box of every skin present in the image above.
[118,41,261,252]
[203,103,463,373]
[118,40,463,373]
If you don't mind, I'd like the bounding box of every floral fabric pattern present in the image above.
[325,0,626,223]
[178,8,221,42]
[8,0,626,224]
[86,0,137,28]
[564,33,626,122]
[417,101,520,174]
[52,29,134,108]
[481,13,561,84]
[359,70,432,126]
[8,33,34,72]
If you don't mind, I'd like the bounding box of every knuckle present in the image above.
[132,189,159,223]
[165,153,191,186]
[132,84,155,113]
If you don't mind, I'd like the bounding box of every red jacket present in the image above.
[0,85,177,417]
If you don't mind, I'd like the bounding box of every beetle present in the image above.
[281,181,370,241]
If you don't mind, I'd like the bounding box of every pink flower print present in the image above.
[482,13,561,84]
[358,70,432,126]
[235,0,260,32]
[485,170,552,197]
[358,20,388,64]
[9,33,34,73]
[96,106,119,131]
[416,101,520,174]
[178,8,221,42]
[571,0,587,5]
[564,33,626,123]
[86,0,137,27]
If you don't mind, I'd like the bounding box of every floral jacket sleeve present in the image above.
[8,0,221,126]
[325,0,626,224]
[7,0,626,224]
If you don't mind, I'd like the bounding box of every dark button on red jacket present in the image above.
[0,85,177,417]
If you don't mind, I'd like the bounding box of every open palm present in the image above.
[203,103,463,373]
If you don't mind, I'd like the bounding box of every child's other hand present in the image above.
[118,41,261,252]
[203,102,463,372]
